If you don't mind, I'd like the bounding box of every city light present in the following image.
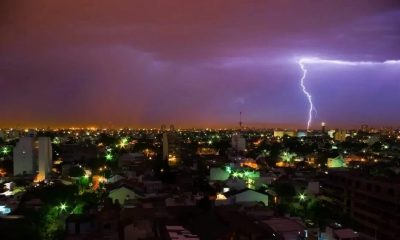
[0,205,11,215]
[1,146,10,155]
[59,203,68,212]
[105,152,114,161]
[299,193,306,201]
[118,137,129,148]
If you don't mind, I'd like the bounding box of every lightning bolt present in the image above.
[299,59,314,131]
[298,57,400,131]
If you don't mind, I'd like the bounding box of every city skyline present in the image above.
[1,1,400,129]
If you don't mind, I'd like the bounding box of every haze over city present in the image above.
[2,1,400,240]
[1,0,400,129]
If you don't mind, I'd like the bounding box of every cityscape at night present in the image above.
[0,1,400,240]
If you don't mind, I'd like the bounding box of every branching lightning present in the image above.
[298,57,400,131]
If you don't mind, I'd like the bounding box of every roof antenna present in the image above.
[239,111,242,130]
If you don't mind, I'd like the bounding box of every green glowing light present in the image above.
[1,146,10,155]
[59,203,68,211]
[225,166,232,174]
[105,153,113,161]
[71,203,84,214]
[299,193,306,201]
[281,151,297,162]
[80,175,90,186]
[52,137,61,145]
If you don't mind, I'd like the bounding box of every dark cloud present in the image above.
[0,0,399,128]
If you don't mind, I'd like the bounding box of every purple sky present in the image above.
[1,0,400,129]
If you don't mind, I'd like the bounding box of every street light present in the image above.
[1,146,10,155]
[105,153,113,161]
[59,202,67,212]
[299,193,306,201]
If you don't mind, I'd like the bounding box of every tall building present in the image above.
[334,130,347,141]
[38,137,52,180]
[162,132,181,166]
[321,122,326,133]
[322,171,400,240]
[13,137,35,176]
[231,133,246,152]
[162,132,169,161]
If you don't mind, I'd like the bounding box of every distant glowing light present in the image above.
[0,191,12,196]
[216,193,227,200]
[0,205,11,215]
[52,137,61,145]
[118,137,129,148]
[105,153,114,161]
[1,146,10,155]
[298,57,400,130]
[299,193,306,201]
[59,203,68,212]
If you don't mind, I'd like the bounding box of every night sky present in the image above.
[1,0,400,129]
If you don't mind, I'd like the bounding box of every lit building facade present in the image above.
[38,137,52,180]
[162,132,182,166]
[231,133,246,152]
[13,137,35,176]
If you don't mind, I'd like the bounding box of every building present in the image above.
[322,170,400,240]
[274,130,296,138]
[231,133,246,152]
[13,137,35,176]
[321,122,326,133]
[38,137,52,180]
[334,130,348,141]
[59,144,97,163]
[263,217,306,240]
[108,186,141,205]
[162,132,182,166]
[216,189,269,206]
[327,156,347,168]
[209,167,230,182]
[324,225,360,240]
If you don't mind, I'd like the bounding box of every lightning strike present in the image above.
[299,59,314,131]
[298,57,400,131]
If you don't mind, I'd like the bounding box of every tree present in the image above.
[306,199,332,228]
[68,166,85,178]
[280,151,297,163]
[272,181,296,204]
